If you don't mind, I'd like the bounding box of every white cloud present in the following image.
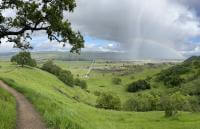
[0,39,18,53]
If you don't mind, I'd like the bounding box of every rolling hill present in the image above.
[0,55,200,129]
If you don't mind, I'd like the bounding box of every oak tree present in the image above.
[0,0,84,53]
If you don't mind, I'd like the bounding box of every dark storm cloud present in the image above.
[175,0,200,17]
[68,0,200,58]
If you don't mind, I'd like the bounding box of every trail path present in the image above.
[0,80,46,129]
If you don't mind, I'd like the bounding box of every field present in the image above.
[0,58,200,129]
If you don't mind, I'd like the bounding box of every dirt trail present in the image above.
[0,80,46,129]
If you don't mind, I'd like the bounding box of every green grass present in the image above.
[0,86,16,129]
[54,61,171,103]
[0,61,200,129]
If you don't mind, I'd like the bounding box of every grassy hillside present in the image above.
[0,85,16,129]
[54,60,172,103]
[0,61,200,129]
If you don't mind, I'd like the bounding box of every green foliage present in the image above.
[184,56,200,64]
[193,60,200,68]
[127,80,151,92]
[161,92,189,117]
[188,96,200,112]
[96,92,121,110]
[58,70,74,87]
[0,0,84,52]
[41,60,61,76]
[112,77,122,85]
[74,78,87,89]
[28,58,37,67]
[182,78,200,96]
[157,65,189,87]
[10,55,17,62]
[10,51,37,67]
[42,60,72,86]
[124,93,161,112]
[42,60,91,87]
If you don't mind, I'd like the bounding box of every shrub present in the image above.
[127,80,151,93]
[163,75,184,87]
[96,92,121,110]
[157,65,190,87]
[112,77,122,85]
[42,61,75,87]
[58,70,74,87]
[41,60,61,76]
[94,91,101,96]
[10,51,37,67]
[124,93,161,111]
[74,78,87,89]
[161,92,189,117]
[188,96,200,112]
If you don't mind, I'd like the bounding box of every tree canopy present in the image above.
[11,51,37,67]
[0,0,84,53]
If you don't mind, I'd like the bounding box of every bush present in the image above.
[161,92,189,117]
[42,60,74,87]
[10,51,37,67]
[58,70,74,87]
[127,80,151,93]
[157,65,190,87]
[124,93,161,111]
[41,60,61,76]
[163,75,184,87]
[74,78,87,89]
[188,96,200,112]
[112,77,122,85]
[96,92,121,110]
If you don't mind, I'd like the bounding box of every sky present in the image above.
[1,0,200,59]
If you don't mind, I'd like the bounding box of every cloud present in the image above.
[69,0,200,58]
[174,0,200,17]
[33,39,72,52]
[0,38,18,53]
[1,0,200,59]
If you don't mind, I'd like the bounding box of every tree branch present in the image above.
[0,26,49,38]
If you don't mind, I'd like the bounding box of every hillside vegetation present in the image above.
[0,56,200,129]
